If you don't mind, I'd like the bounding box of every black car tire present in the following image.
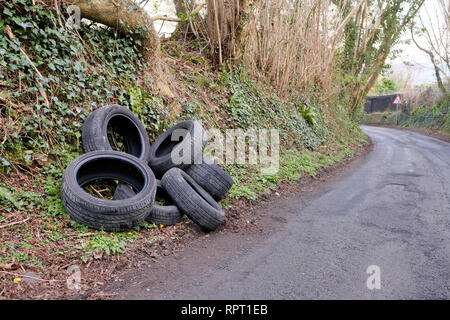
[149,120,207,177]
[186,156,234,201]
[61,151,156,232]
[82,104,151,162]
[161,168,225,231]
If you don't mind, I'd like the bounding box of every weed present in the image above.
[82,231,139,256]
[228,185,257,200]
[133,221,158,232]
[0,242,45,270]
[148,236,160,245]
[0,185,42,211]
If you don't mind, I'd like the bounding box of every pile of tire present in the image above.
[61,104,234,232]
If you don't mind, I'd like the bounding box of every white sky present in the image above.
[390,0,446,85]
[144,0,178,37]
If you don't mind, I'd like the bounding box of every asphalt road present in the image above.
[113,126,450,299]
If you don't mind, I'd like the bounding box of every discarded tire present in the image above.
[61,151,157,232]
[114,180,183,226]
[186,156,234,201]
[161,168,225,231]
[64,105,226,233]
[148,202,184,227]
[113,182,136,201]
[149,120,207,177]
[82,104,151,162]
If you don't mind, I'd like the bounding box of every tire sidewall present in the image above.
[162,168,224,230]
[63,151,156,211]
[82,105,151,162]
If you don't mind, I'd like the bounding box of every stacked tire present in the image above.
[61,104,234,232]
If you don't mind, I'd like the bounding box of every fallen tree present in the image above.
[70,0,160,60]
[67,0,174,97]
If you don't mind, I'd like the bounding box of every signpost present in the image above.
[393,95,402,125]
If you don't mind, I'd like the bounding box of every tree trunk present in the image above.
[342,0,425,118]
[207,0,250,67]
[411,25,448,97]
[171,0,197,39]
[431,56,448,97]
[71,0,160,61]
[349,48,390,115]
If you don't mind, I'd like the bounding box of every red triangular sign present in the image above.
[393,95,402,104]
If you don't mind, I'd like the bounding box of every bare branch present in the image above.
[151,2,206,22]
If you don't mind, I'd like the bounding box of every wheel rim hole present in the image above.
[155,186,172,205]
[107,124,128,154]
[156,129,187,158]
[107,114,143,158]
[82,179,119,200]
[76,157,147,196]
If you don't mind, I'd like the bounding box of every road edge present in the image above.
[362,124,450,144]
[98,137,374,299]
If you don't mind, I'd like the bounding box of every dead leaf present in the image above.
[4,25,14,40]
[33,154,48,166]
[93,251,103,260]
[0,263,16,271]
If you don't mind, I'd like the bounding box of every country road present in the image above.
[110,126,450,299]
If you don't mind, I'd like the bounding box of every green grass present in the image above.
[402,99,450,133]
[362,111,397,125]
[0,185,42,212]
[224,142,357,201]
[228,185,257,200]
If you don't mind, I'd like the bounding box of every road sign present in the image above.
[393,95,402,104]
[392,95,402,125]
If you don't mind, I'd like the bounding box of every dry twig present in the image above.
[0,218,30,230]
[4,25,50,108]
